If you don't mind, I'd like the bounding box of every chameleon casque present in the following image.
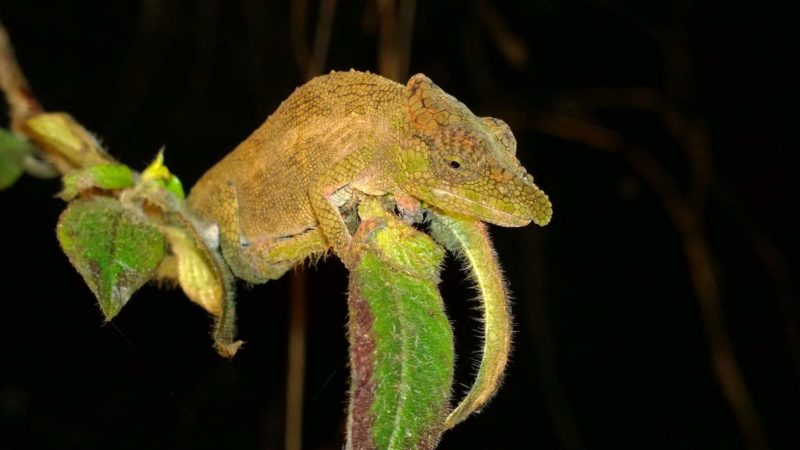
[188,70,552,283]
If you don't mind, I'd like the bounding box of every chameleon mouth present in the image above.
[431,189,531,227]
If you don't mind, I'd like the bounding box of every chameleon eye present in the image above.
[449,160,461,169]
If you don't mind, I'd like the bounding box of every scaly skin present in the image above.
[188,70,552,283]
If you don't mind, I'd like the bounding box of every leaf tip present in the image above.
[215,340,244,358]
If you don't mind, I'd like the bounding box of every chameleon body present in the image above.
[188,70,551,283]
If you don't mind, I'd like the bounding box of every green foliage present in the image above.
[57,197,166,320]
[47,139,240,355]
[347,198,454,450]
[58,163,135,200]
[0,127,31,189]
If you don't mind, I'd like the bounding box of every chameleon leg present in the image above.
[269,227,329,264]
[213,181,327,283]
[309,151,374,269]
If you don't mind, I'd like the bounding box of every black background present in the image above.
[0,1,797,449]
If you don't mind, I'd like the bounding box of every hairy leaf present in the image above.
[22,113,113,173]
[58,163,135,200]
[347,198,453,450]
[57,197,165,320]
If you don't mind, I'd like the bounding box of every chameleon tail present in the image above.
[429,213,513,429]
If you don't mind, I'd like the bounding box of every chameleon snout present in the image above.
[459,166,552,228]
[514,172,552,227]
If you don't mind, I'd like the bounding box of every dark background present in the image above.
[0,1,797,449]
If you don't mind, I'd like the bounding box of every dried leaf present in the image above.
[156,213,241,358]
[22,113,113,173]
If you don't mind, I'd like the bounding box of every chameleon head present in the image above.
[394,74,552,227]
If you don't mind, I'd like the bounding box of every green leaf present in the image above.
[57,197,166,320]
[0,127,31,189]
[347,198,453,450]
[162,175,185,200]
[59,163,135,200]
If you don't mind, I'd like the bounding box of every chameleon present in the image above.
[187,69,552,283]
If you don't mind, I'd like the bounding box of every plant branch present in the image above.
[0,21,43,132]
